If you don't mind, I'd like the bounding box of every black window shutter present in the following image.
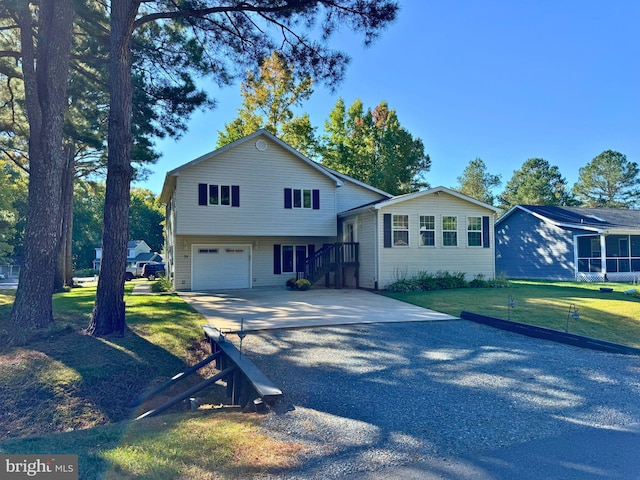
[383,214,392,248]
[273,244,281,274]
[198,183,207,206]
[482,216,490,248]
[231,185,240,207]
[312,189,320,209]
[284,188,292,209]
[308,244,315,257]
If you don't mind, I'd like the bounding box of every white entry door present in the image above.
[192,245,251,290]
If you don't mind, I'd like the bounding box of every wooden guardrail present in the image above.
[203,325,283,407]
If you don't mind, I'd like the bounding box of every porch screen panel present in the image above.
[632,236,640,271]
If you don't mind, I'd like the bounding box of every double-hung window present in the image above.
[198,183,240,207]
[442,216,457,246]
[467,217,482,247]
[284,188,320,209]
[419,215,435,246]
[393,215,409,246]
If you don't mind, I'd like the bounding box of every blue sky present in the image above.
[141,1,640,196]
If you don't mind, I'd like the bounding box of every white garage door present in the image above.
[192,245,251,290]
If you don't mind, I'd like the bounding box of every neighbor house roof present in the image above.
[339,186,500,217]
[497,205,640,233]
[160,129,344,203]
[133,252,161,262]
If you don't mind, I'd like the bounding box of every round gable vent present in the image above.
[255,139,268,151]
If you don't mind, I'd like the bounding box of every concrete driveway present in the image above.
[178,287,456,332]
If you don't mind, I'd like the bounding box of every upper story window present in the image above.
[393,214,409,246]
[284,188,320,209]
[442,216,457,246]
[198,183,240,207]
[467,216,482,247]
[419,215,435,246]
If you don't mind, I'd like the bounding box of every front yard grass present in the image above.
[0,283,304,478]
[384,280,640,348]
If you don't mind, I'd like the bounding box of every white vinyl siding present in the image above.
[335,179,390,213]
[173,136,337,237]
[173,234,334,290]
[376,192,495,289]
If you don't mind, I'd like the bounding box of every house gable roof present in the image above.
[160,129,343,203]
[339,186,500,216]
[497,205,640,233]
[316,163,393,199]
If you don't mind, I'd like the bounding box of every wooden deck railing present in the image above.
[302,242,359,288]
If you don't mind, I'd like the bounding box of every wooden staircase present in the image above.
[301,242,359,288]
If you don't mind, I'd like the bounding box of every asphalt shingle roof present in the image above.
[520,205,640,230]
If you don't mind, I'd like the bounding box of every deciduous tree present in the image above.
[129,188,164,254]
[322,98,429,194]
[572,150,640,208]
[217,51,317,156]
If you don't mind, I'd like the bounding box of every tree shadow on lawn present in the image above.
[0,322,223,442]
[245,321,640,478]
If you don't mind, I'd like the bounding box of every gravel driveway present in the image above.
[237,319,640,479]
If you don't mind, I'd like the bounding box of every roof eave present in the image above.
[374,186,500,212]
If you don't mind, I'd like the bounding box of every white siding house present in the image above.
[339,187,499,289]
[161,130,498,291]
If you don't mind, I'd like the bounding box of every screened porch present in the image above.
[576,234,640,281]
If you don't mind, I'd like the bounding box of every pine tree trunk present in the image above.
[55,145,75,290]
[88,0,140,336]
[10,0,75,331]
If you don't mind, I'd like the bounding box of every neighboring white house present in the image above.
[93,240,161,271]
[160,129,499,291]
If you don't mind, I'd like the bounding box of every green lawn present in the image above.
[384,280,640,348]
[0,283,303,478]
